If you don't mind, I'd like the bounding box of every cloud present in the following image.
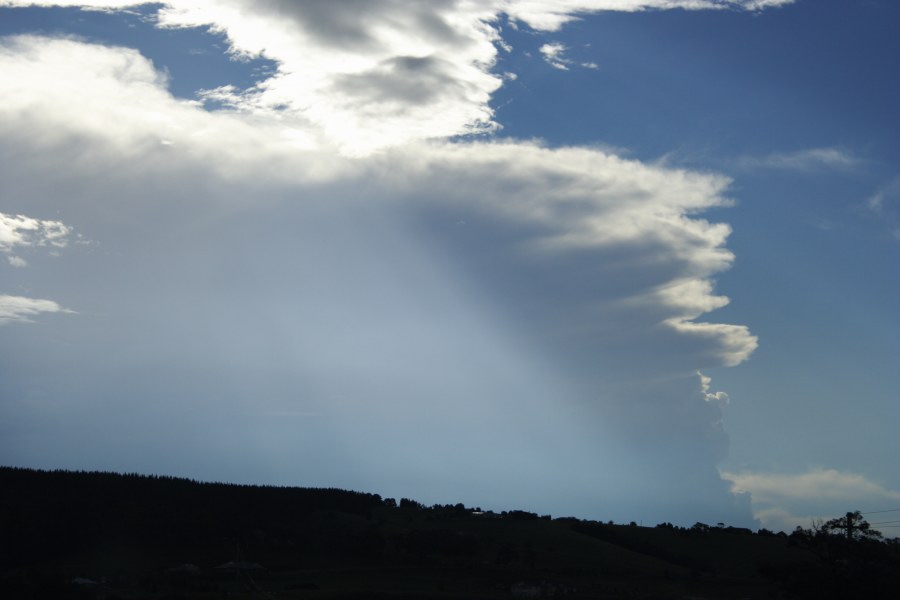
[735,147,862,172]
[0,211,73,323]
[132,0,506,154]
[725,468,900,502]
[5,0,502,154]
[1,0,794,154]
[0,211,73,253]
[537,42,599,71]
[0,294,71,325]
[0,35,755,372]
[863,176,900,241]
[723,468,900,531]
[501,1,795,31]
[539,42,571,70]
[866,176,900,214]
[0,30,760,523]
[699,371,729,404]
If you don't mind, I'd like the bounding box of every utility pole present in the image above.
[845,511,854,541]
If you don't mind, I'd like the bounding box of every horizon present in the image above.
[7,464,896,537]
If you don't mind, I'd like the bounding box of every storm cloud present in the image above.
[0,30,763,525]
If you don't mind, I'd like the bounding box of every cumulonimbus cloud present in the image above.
[0,33,756,387]
[0,34,758,371]
[0,15,762,522]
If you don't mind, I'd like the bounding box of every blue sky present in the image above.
[1,0,898,533]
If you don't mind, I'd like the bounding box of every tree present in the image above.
[777,512,898,599]
[818,511,882,541]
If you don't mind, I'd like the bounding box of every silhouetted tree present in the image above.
[399,497,423,509]
[818,511,882,541]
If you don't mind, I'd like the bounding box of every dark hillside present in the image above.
[2,466,898,599]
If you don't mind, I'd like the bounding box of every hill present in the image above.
[1,466,898,599]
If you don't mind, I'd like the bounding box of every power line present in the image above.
[869,520,900,525]
[860,508,900,515]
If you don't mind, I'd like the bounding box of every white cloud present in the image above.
[725,468,900,502]
[501,1,795,31]
[723,468,900,531]
[537,42,598,71]
[0,211,73,321]
[135,0,506,155]
[3,0,504,154]
[867,176,900,213]
[0,0,794,154]
[736,147,862,172]
[699,371,729,404]
[0,294,71,325]
[665,320,757,367]
[864,176,900,242]
[750,506,818,533]
[0,211,73,253]
[539,42,571,70]
[739,0,794,9]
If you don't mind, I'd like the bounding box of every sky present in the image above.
[1,0,898,533]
